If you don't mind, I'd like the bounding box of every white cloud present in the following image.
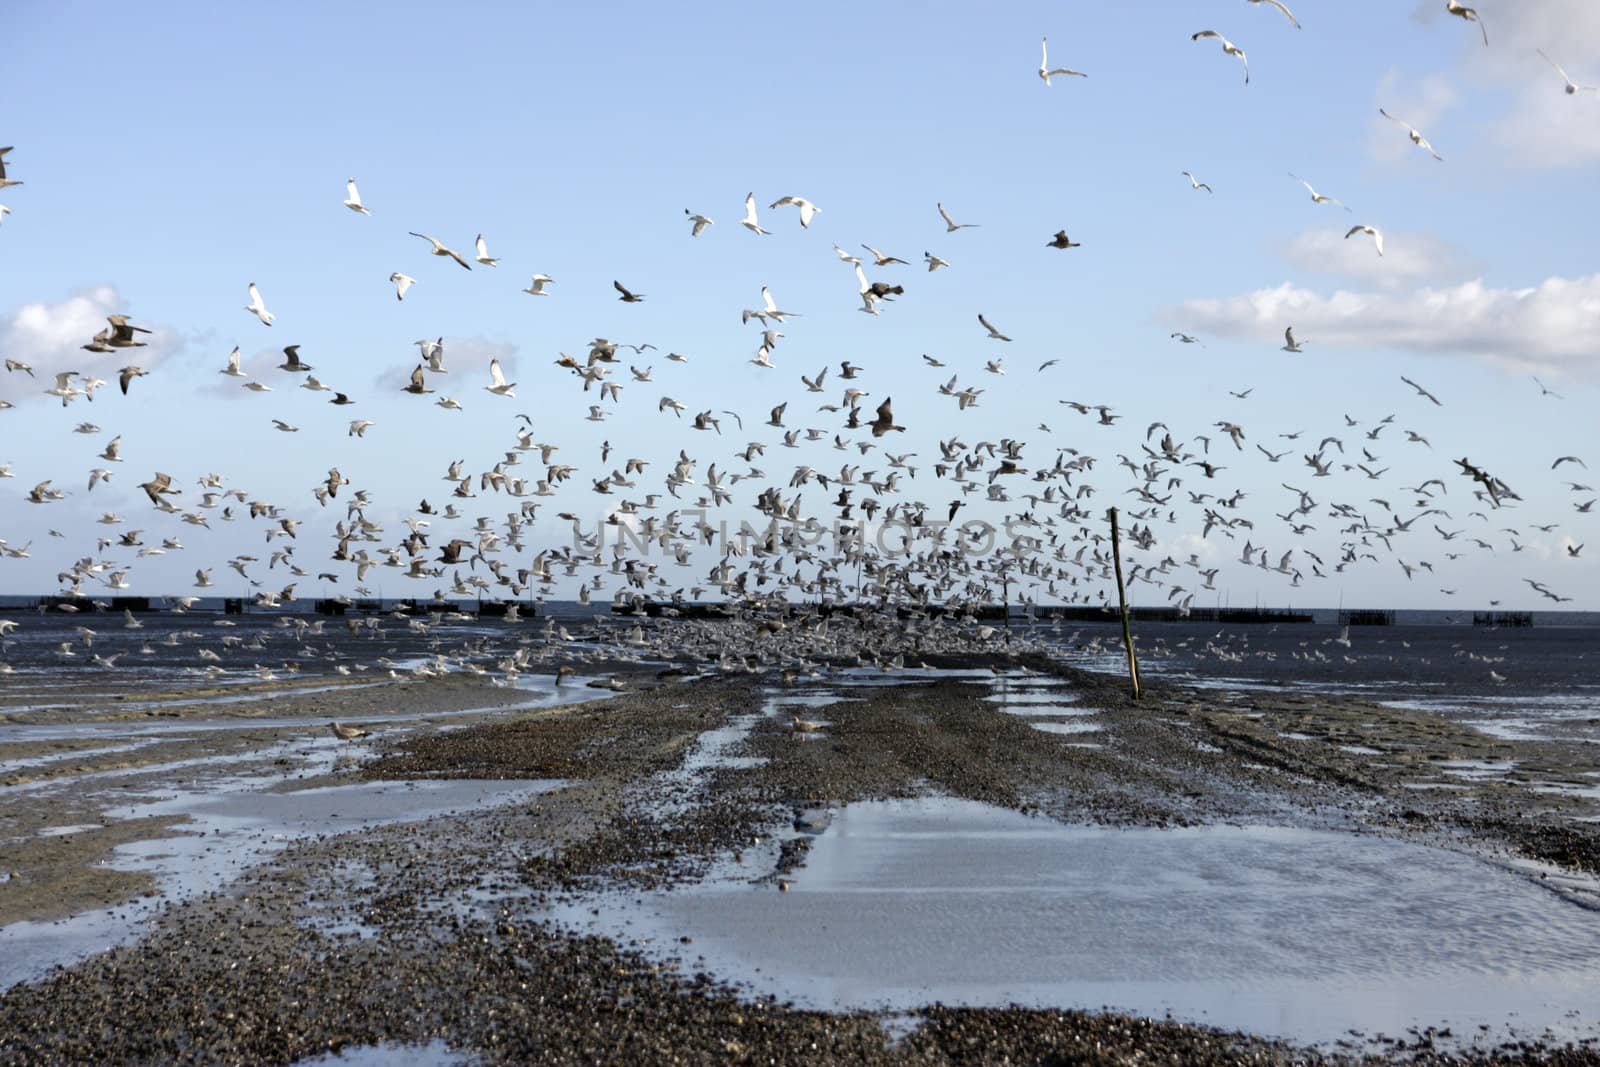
[1164,274,1600,376]
[0,287,181,405]
[1279,227,1479,288]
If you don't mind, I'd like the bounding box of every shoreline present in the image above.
[3,652,1600,1063]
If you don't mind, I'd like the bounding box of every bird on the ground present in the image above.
[342,179,370,215]
[1191,30,1249,84]
[389,272,416,301]
[329,721,369,740]
[1038,36,1087,85]
[408,232,473,270]
[1378,109,1443,161]
[1345,224,1384,256]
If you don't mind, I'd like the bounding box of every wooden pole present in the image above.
[1107,507,1141,701]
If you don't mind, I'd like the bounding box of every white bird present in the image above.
[1281,326,1305,353]
[243,381,272,392]
[436,396,463,411]
[389,272,416,301]
[977,313,1012,342]
[342,178,370,215]
[300,375,332,392]
[243,282,274,326]
[1246,0,1300,29]
[522,274,554,296]
[0,204,10,225]
[474,233,499,266]
[1445,0,1487,47]
[1181,171,1213,193]
[1345,224,1384,257]
[1039,36,1087,85]
[1288,173,1350,211]
[1378,109,1443,161]
[1191,30,1248,84]
[272,419,299,432]
[937,202,979,231]
[684,210,714,237]
[739,192,769,235]
[220,346,247,377]
[348,419,375,437]
[485,359,516,398]
[924,251,950,271]
[1538,50,1597,95]
[408,232,473,270]
[769,195,821,228]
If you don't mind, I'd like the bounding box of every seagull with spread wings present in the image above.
[1379,108,1443,161]
[1288,173,1350,210]
[1191,30,1248,84]
[1247,0,1300,29]
[1345,224,1384,257]
[1401,375,1442,406]
[1038,36,1087,85]
[408,232,473,270]
[1538,50,1597,95]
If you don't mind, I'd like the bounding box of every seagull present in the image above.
[937,202,979,231]
[522,274,554,296]
[342,178,370,215]
[243,282,274,326]
[862,245,908,266]
[1281,326,1304,353]
[408,232,473,270]
[1552,456,1588,470]
[0,146,21,190]
[329,392,354,406]
[1247,0,1300,29]
[924,251,950,271]
[1038,36,1087,85]
[1532,376,1564,399]
[1047,230,1080,249]
[118,365,148,395]
[1538,50,1597,95]
[5,357,33,376]
[272,419,298,432]
[1191,31,1249,84]
[613,280,645,303]
[348,419,375,437]
[278,345,313,372]
[1288,173,1350,211]
[1345,224,1384,257]
[485,358,516,398]
[474,233,499,266]
[329,721,369,740]
[1445,0,1487,46]
[870,397,904,437]
[684,209,714,236]
[977,313,1012,342]
[739,192,770,235]
[1169,332,1201,345]
[389,272,416,301]
[1181,171,1213,193]
[1378,109,1443,161]
[1400,375,1442,406]
[769,195,820,228]
[220,346,247,377]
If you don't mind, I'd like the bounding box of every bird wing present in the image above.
[938,202,956,228]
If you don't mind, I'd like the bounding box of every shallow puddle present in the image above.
[553,797,1600,1046]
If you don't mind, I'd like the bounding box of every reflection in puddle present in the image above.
[553,797,1600,1047]
[1029,721,1101,736]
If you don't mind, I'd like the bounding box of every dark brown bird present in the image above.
[871,397,905,438]
[105,315,151,347]
[1047,230,1081,249]
[613,280,646,303]
[279,345,313,372]
[118,365,148,395]
[403,365,432,394]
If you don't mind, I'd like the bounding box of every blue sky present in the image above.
[1,0,1596,609]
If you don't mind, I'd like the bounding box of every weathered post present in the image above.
[1107,507,1141,700]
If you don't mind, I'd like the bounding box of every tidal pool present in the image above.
[553,797,1600,1046]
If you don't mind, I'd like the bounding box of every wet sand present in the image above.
[3,654,1600,1064]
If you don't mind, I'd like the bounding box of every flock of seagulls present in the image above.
[0,5,1592,680]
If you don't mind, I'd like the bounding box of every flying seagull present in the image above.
[613,280,645,303]
[408,232,473,270]
[1445,0,1487,47]
[1246,0,1300,29]
[1401,375,1442,406]
[1538,50,1597,95]
[342,178,370,215]
[389,272,416,301]
[684,210,713,236]
[244,282,274,326]
[1281,327,1304,353]
[1378,109,1443,161]
[739,193,770,235]
[0,146,21,190]
[278,345,313,373]
[1288,173,1350,210]
[1047,230,1080,249]
[1181,171,1213,193]
[485,358,516,398]
[118,366,148,395]
[474,233,499,266]
[769,195,821,228]
[1345,224,1384,257]
[1038,36,1087,85]
[1191,30,1249,84]
[977,313,1012,342]
[937,202,979,231]
[522,274,554,296]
